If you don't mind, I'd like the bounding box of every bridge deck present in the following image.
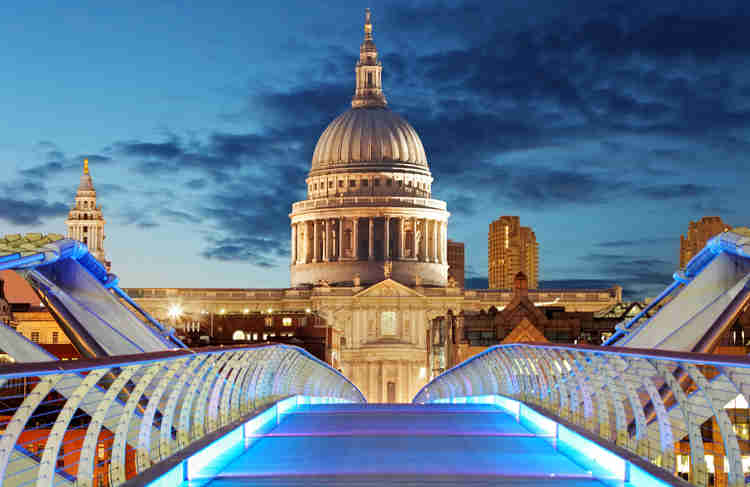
[202,404,613,486]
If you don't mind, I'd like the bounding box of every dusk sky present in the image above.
[2,1,749,299]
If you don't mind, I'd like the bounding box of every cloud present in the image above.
[597,237,672,247]
[636,184,715,200]
[0,198,68,225]
[578,252,674,299]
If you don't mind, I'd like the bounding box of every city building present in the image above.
[121,11,621,402]
[429,273,642,377]
[446,240,465,288]
[65,159,109,270]
[679,216,731,268]
[488,216,539,289]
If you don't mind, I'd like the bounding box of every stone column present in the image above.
[432,220,440,262]
[384,216,390,259]
[399,217,405,260]
[291,223,297,264]
[352,217,359,260]
[411,218,418,260]
[442,221,448,264]
[313,220,320,262]
[338,217,343,260]
[368,218,374,261]
[324,220,330,261]
[421,218,428,262]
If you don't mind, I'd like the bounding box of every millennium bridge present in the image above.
[1,230,750,486]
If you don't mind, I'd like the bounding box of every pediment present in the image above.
[354,278,424,298]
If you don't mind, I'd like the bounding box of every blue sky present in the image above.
[1,1,748,299]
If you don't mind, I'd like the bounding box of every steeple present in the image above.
[352,8,387,109]
[66,158,109,270]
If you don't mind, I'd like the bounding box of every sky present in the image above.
[1,0,748,300]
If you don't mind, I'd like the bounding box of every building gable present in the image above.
[501,317,548,344]
[354,279,424,298]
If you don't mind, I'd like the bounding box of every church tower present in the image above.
[65,159,109,270]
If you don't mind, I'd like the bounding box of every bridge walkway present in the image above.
[203,403,615,486]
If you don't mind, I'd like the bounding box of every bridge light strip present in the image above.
[146,395,352,487]
[429,394,674,487]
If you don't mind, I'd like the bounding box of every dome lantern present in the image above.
[352,8,387,109]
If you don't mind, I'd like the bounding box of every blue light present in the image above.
[629,463,675,487]
[145,464,183,487]
[557,424,625,481]
[187,425,244,480]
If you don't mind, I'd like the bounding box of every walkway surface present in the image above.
[203,403,613,486]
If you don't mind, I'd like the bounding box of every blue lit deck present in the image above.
[198,404,615,486]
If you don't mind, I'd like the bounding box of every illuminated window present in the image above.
[30,331,40,343]
[253,333,258,341]
[51,332,59,344]
[264,317,273,328]
[282,317,292,327]
[380,311,397,335]
[98,442,105,459]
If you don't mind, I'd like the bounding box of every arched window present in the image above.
[232,330,246,341]
[367,72,373,87]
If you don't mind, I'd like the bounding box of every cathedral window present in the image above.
[380,311,396,335]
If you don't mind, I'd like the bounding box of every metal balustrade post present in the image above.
[36,368,109,487]
[177,354,221,447]
[201,352,240,435]
[636,358,676,470]
[77,365,142,487]
[0,375,64,484]
[655,361,708,486]
[136,358,186,472]
[110,364,163,484]
[159,355,205,460]
[570,350,608,436]
[217,351,250,429]
[684,364,744,487]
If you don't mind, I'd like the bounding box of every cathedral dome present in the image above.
[310,107,429,177]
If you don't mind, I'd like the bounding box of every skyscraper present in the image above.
[679,216,730,268]
[488,216,538,289]
[447,240,465,288]
[65,159,109,270]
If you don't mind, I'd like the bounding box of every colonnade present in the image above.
[291,216,447,265]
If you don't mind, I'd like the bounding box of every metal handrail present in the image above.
[0,343,364,487]
[414,342,750,487]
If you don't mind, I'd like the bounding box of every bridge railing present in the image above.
[0,343,364,487]
[414,343,750,487]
